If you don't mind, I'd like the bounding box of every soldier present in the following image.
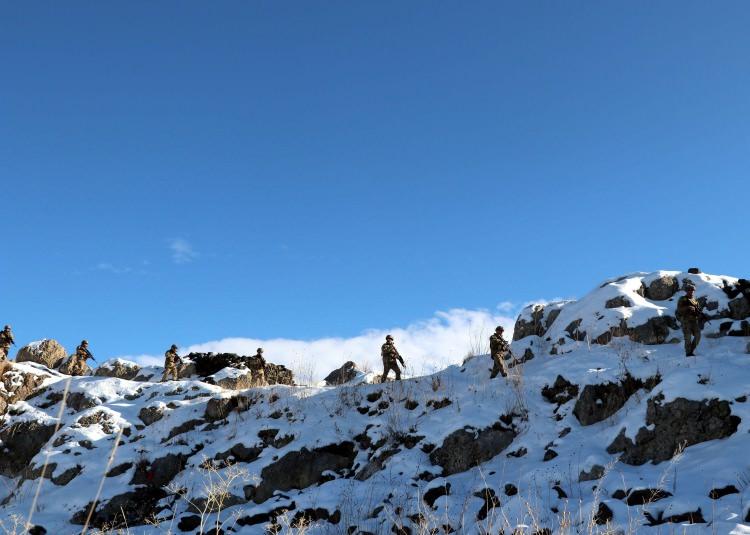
[253,347,266,385]
[489,326,510,378]
[676,285,702,357]
[69,340,94,376]
[380,334,404,382]
[161,344,181,382]
[0,325,15,361]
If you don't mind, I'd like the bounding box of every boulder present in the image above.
[629,316,678,345]
[429,424,516,476]
[0,366,46,415]
[573,374,660,426]
[249,442,356,503]
[645,275,679,301]
[205,368,255,390]
[95,359,141,380]
[0,420,57,477]
[607,396,740,465]
[541,376,579,405]
[728,297,750,320]
[15,339,67,369]
[71,487,167,528]
[605,296,632,309]
[513,304,546,341]
[324,361,359,386]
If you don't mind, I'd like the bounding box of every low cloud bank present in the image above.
[124,307,518,382]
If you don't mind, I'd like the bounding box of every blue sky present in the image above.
[2,2,749,365]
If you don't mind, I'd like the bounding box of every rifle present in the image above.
[84,349,98,365]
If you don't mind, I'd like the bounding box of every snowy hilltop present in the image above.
[1,269,750,535]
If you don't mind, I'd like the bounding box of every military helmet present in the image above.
[495,325,504,333]
[685,285,695,293]
[385,334,393,341]
[3,325,9,330]
[171,344,178,350]
[257,347,263,354]
[81,339,88,345]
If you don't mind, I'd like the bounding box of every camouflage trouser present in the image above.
[0,346,8,361]
[254,368,266,386]
[68,357,87,376]
[682,320,701,356]
[490,352,508,379]
[161,363,179,382]
[381,359,401,382]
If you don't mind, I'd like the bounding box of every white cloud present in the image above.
[169,238,198,264]
[125,307,519,382]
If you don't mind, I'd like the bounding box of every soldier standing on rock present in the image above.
[489,326,510,379]
[0,325,15,361]
[380,335,404,382]
[69,340,94,376]
[253,347,267,385]
[161,344,181,382]
[676,285,703,357]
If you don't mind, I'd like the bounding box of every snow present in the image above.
[0,270,748,534]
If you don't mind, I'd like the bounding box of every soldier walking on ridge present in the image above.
[70,340,94,376]
[161,344,181,382]
[0,325,15,361]
[676,285,703,357]
[380,335,404,382]
[489,326,510,379]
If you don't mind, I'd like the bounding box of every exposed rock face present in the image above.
[573,374,660,426]
[0,366,46,415]
[324,361,359,386]
[607,396,740,465]
[645,275,679,301]
[138,405,164,426]
[605,296,632,309]
[430,424,516,476]
[95,359,141,380]
[628,316,678,345]
[185,352,293,385]
[728,297,750,320]
[0,421,57,477]
[204,369,256,390]
[15,339,67,369]
[71,487,167,528]
[248,442,356,504]
[541,376,579,405]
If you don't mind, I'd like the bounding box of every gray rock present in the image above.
[71,488,167,528]
[728,297,750,320]
[51,465,82,486]
[605,296,632,309]
[607,396,740,465]
[541,376,579,405]
[573,374,660,426]
[429,425,516,476]
[15,339,67,369]
[579,464,605,482]
[138,406,164,426]
[0,365,45,416]
[0,421,56,477]
[629,316,678,345]
[513,305,546,341]
[565,319,586,342]
[94,360,141,380]
[250,442,356,503]
[324,361,359,386]
[645,275,679,301]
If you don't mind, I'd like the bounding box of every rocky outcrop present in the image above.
[71,487,167,528]
[185,352,293,385]
[645,275,679,301]
[324,361,359,386]
[0,366,46,415]
[248,442,356,504]
[541,376,579,405]
[605,296,632,309]
[728,297,750,320]
[429,423,516,476]
[0,420,57,477]
[573,374,660,426]
[58,357,91,376]
[607,396,740,465]
[95,359,141,380]
[15,339,67,369]
[628,316,678,345]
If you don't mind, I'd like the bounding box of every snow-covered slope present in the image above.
[1,270,749,534]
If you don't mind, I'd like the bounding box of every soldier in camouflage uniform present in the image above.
[161,344,181,382]
[69,340,94,376]
[253,347,267,385]
[676,285,702,357]
[0,325,15,361]
[380,335,404,382]
[489,326,510,378]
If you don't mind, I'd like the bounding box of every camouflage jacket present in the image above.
[76,345,93,361]
[381,342,402,363]
[676,296,702,322]
[0,330,13,348]
[164,348,180,366]
[489,333,510,357]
